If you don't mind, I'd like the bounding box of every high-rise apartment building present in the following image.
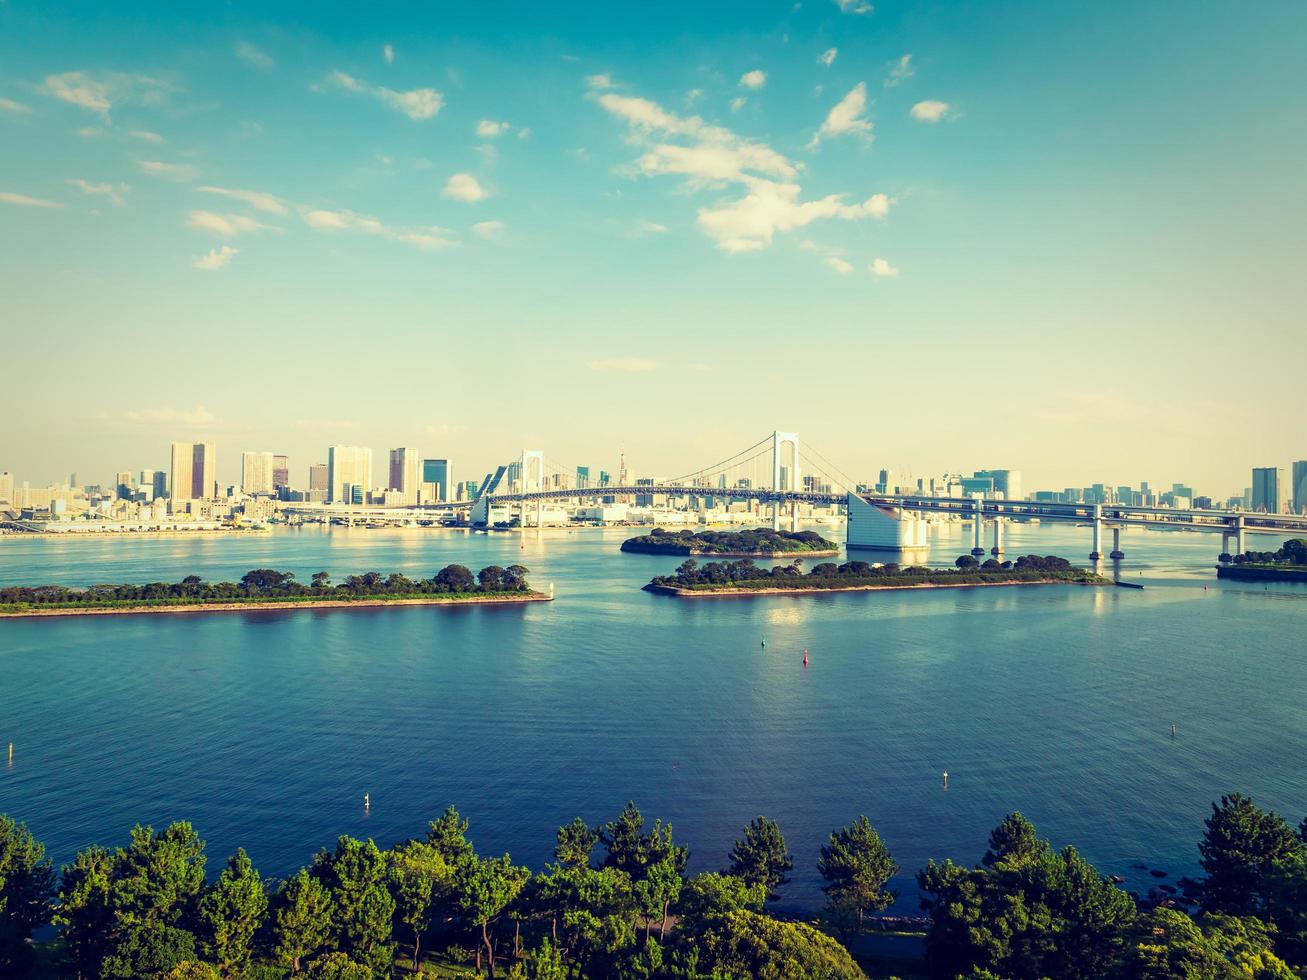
[1293,460,1307,514]
[170,442,216,502]
[241,451,276,495]
[0,471,13,503]
[308,463,329,493]
[1251,467,1284,513]
[388,448,421,505]
[422,458,451,502]
[328,445,372,504]
[976,469,1022,501]
[272,455,289,490]
[115,470,133,499]
[150,470,167,500]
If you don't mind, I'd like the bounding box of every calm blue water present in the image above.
[1,522,1304,913]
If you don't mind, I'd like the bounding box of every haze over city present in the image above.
[3,1,1305,497]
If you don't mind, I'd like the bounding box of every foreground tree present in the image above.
[310,836,395,972]
[0,815,56,974]
[1199,793,1302,916]
[457,853,530,978]
[196,848,266,976]
[727,816,793,901]
[554,817,599,871]
[698,909,868,979]
[427,805,476,866]
[387,839,452,968]
[818,816,898,936]
[272,869,334,973]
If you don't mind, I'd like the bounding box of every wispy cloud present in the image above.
[870,257,900,278]
[197,185,288,215]
[441,173,487,203]
[0,190,62,209]
[472,220,505,239]
[326,70,443,120]
[476,119,510,138]
[67,179,129,206]
[586,357,660,373]
[234,41,273,69]
[885,54,914,87]
[739,70,766,90]
[0,96,31,114]
[825,256,853,275]
[809,82,872,148]
[730,96,747,112]
[186,210,278,237]
[911,99,951,122]
[585,73,614,90]
[636,219,669,234]
[383,44,395,65]
[834,0,873,13]
[193,246,238,271]
[300,206,456,250]
[129,129,164,143]
[125,405,218,425]
[40,70,174,119]
[138,159,198,181]
[818,48,838,68]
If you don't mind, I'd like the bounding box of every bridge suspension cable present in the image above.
[802,440,863,496]
[661,434,773,485]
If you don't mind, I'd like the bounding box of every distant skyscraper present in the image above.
[151,470,167,500]
[308,463,329,493]
[576,465,590,488]
[388,448,421,505]
[170,441,215,502]
[422,458,451,502]
[976,469,1022,501]
[115,470,133,499]
[1293,460,1307,514]
[272,455,289,490]
[0,472,13,503]
[328,446,372,504]
[241,452,276,495]
[1251,467,1284,513]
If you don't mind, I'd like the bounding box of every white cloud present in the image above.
[596,87,890,254]
[326,70,443,120]
[730,96,747,112]
[825,256,853,274]
[138,160,198,180]
[441,173,487,203]
[835,0,873,12]
[39,70,172,119]
[129,129,164,143]
[585,358,660,373]
[911,99,951,122]
[186,210,277,236]
[67,179,128,206]
[476,118,510,138]
[818,48,838,67]
[197,186,288,215]
[234,41,273,69]
[636,219,668,234]
[810,82,872,147]
[299,206,456,250]
[739,70,767,90]
[517,127,532,141]
[585,73,614,90]
[0,96,31,114]
[472,220,505,238]
[0,190,62,208]
[125,405,219,424]
[383,44,395,64]
[192,246,238,271]
[886,54,914,87]
[75,126,103,138]
[870,257,899,277]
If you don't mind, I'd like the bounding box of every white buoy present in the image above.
[942,770,949,789]
[363,792,370,811]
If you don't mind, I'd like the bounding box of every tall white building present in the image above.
[328,445,373,504]
[388,447,422,506]
[0,471,13,503]
[170,442,216,503]
[241,451,276,496]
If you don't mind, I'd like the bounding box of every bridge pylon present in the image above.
[771,431,800,531]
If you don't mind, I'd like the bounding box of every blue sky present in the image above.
[2,1,1304,497]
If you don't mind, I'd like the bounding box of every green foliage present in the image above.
[600,802,689,881]
[1263,847,1307,964]
[726,816,793,901]
[0,814,56,973]
[506,937,568,980]
[387,839,452,967]
[697,909,867,980]
[621,527,838,556]
[676,873,767,936]
[427,806,476,866]
[455,853,529,977]
[982,811,1049,870]
[1118,907,1297,979]
[818,816,898,935]
[272,868,334,973]
[196,848,266,975]
[554,817,599,871]
[1200,794,1302,916]
[309,837,395,972]
[301,950,376,979]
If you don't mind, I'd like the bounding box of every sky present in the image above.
[2,0,1305,499]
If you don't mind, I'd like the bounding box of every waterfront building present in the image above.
[847,493,928,550]
[0,471,13,503]
[273,455,289,490]
[1293,460,1307,514]
[241,451,276,495]
[975,469,1022,500]
[422,458,451,502]
[960,475,994,497]
[388,447,421,505]
[328,446,372,504]
[577,465,590,489]
[115,470,133,499]
[308,463,329,494]
[1251,467,1284,513]
[170,441,216,503]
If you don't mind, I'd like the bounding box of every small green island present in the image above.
[645,554,1109,596]
[620,527,839,558]
[1217,538,1307,582]
[0,565,549,617]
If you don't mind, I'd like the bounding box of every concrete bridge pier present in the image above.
[990,517,1005,556]
[1220,530,1233,560]
[1233,514,1246,557]
[771,500,781,532]
[1089,504,1103,561]
[970,499,986,556]
[1109,527,1124,560]
[790,499,799,532]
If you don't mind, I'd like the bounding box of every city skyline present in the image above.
[3,2,1305,493]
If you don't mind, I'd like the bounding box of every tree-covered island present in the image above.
[646,554,1109,596]
[1217,538,1307,582]
[621,527,839,558]
[0,565,548,617]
